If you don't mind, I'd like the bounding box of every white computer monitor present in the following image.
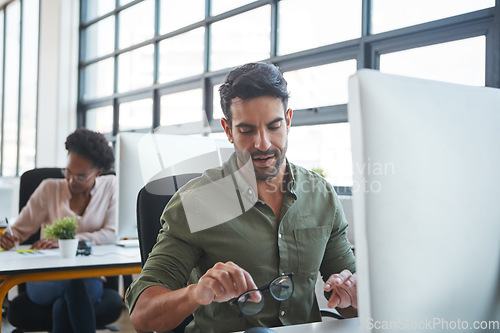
[115,132,234,240]
[348,69,500,332]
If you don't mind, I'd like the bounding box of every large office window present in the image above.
[0,0,40,177]
[278,0,361,55]
[379,36,486,86]
[78,0,500,188]
[371,0,495,34]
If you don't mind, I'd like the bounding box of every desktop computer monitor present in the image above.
[115,132,234,241]
[348,70,500,332]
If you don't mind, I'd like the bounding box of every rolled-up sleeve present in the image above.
[320,189,356,298]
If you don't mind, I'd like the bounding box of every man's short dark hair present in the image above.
[65,128,115,171]
[219,62,290,126]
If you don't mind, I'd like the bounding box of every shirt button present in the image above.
[278,233,282,239]
[280,310,286,316]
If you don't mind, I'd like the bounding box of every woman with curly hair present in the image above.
[0,128,116,332]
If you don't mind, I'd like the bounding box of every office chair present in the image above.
[136,173,200,333]
[6,168,123,332]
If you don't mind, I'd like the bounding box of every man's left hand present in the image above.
[324,269,357,309]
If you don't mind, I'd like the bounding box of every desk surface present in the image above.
[234,318,359,333]
[0,244,142,332]
[0,244,140,275]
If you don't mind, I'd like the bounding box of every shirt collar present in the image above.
[90,176,100,196]
[286,160,298,199]
[223,154,297,202]
[224,154,258,205]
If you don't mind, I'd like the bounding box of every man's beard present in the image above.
[235,141,288,181]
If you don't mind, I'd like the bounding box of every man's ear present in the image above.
[285,109,293,133]
[221,118,234,143]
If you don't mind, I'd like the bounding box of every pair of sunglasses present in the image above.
[231,273,294,316]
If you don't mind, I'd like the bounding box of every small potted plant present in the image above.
[43,216,79,258]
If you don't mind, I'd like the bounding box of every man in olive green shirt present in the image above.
[126,62,357,333]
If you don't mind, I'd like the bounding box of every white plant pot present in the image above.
[59,239,78,258]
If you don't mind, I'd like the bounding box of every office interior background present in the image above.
[0,0,499,211]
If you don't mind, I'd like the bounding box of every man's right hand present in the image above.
[0,231,20,250]
[191,261,258,305]
[129,261,258,332]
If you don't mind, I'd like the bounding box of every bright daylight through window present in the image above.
[78,0,498,189]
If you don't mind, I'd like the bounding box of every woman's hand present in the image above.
[0,231,20,250]
[31,238,59,249]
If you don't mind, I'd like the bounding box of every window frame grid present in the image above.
[0,0,40,177]
[15,0,24,176]
[0,7,6,175]
[78,0,500,144]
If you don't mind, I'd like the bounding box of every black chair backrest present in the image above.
[136,173,201,266]
[19,168,64,211]
[19,168,65,244]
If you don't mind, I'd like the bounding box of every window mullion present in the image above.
[0,8,6,176]
[15,0,23,176]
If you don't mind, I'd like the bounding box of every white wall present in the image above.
[36,0,80,167]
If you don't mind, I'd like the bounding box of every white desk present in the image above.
[0,244,142,331]
[234,318,359,333]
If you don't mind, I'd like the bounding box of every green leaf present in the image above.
[43,216,78,240]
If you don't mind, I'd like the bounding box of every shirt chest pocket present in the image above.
[293,226,330,278]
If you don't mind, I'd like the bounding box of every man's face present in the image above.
[221,96,292,181]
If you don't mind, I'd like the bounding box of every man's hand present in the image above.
[0,231,20,250]
[131,261,259,332]
[191,261,258,305]
[324,269,357,309]
[31,238,59,249]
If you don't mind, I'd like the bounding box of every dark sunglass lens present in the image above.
[269,275,293,301]
[238,290,264,316]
